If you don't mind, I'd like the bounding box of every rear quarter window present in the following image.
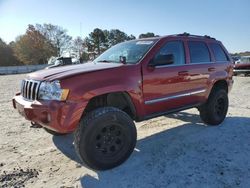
[210,43,229,62]
[188,41,211,63]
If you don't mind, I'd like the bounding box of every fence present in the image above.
[0,64,48,75]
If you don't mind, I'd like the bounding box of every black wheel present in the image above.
[44,127,68,136]
[199,89,228,125]
[74,107,137,170]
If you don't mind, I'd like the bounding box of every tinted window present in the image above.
[188,41,211,63]
[210,43,228,62]
[154,41,185,65]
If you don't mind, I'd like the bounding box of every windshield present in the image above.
[94,39,158,64]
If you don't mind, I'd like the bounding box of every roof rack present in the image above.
[178,32,190,36]
[177,32,216,40]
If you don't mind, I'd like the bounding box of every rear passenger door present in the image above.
[208,42,232,84]
[186,40,213,102]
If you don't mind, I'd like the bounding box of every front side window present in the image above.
[188,41,211,63]
[210,43,228,62]
[94,39,157,64]
[154,41,185,65]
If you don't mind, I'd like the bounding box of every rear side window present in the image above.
[188,41,211,63]
[210,43,228,62]
[154,41,185,65]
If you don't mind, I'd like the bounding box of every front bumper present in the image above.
[12,94,86,133]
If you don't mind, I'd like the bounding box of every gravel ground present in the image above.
[0,74,250,188]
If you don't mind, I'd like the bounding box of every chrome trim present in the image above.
[233,69,250,73]
[27,81,31,99]
[154,62,214,69]
[21,79,41,101]
[30,82,34,99]
[145,89,206,105]
[20,80,24,96]
[24,81,28,98]
[35,82,40,100]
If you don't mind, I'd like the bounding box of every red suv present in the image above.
[13,33,234,170]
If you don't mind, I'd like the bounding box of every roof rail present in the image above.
[177,33,215,40]
[204,35,216,40]
[178,32,190,36]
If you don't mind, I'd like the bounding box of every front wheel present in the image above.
[74,107,137,170]
[199,89,228,125]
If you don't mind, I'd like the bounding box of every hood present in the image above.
[27,62,123,81]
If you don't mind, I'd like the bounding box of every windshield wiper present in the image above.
[97,57,127,64]
[97,60,116,63]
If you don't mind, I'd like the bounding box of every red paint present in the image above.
[12,34,233,133]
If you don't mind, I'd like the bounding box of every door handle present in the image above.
[178,71,189,76]
[208,67,216,72]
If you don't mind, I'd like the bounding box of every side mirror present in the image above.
[120,56,126,64]
[149,54,174,67]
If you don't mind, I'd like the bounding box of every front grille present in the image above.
[21,80,40,101]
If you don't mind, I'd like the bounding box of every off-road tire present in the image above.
[44,127,67,136]
[199,89,228,125]
[74,107,137,170]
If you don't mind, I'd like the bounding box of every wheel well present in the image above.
[83,92,136,119]
[212,80,228,93]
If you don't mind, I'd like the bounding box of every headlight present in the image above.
[38,80,69,101]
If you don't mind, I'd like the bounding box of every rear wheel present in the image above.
[199,89,228,125]
[74,107,137,170]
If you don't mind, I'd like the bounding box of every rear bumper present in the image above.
[233,69,250,74]
[12,94,86,133]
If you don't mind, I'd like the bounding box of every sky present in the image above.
[0,0,249,53]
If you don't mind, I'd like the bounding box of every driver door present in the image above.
[142,40,192,116]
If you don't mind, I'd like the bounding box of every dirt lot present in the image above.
[0,74,250,188]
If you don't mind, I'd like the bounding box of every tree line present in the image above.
[0,23,158,66]
[231,52,250,56]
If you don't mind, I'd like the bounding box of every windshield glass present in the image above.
[94,39,158,64]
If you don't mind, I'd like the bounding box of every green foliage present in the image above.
[13,25,57,65]
[89,28,106,56]
[84,28,136,59]
[231,51,250,56]
[107,29,135,47]
[80,51,89,62]
[1,23,162,66]
[35,24,72,56]
[139,32,158,39]
[0,38,21,66]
